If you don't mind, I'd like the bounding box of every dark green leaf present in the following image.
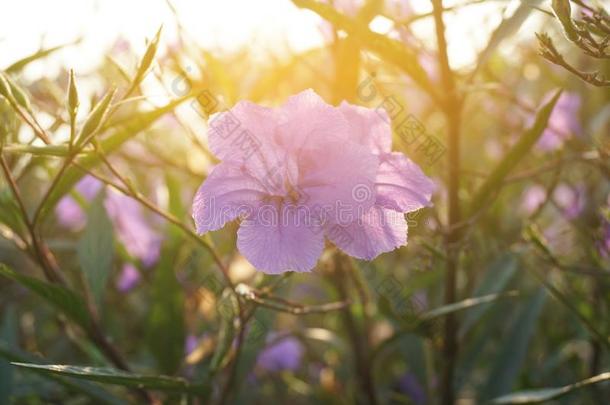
[211,290,237,371]
[469,89,562,215]
[77,192,114,306]
[481,289,547,400]
[0,343,125,405]
[460,254,519,336]
[492,372,610,404]
[145,247,185,374]
[0,307,17,405]
[0,265,90,329]
[11,363,207,395]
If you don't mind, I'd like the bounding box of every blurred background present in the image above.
[0,0,609,404]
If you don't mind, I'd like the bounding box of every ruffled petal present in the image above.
[326,205,407,260]
[277,89,349,152]
[375,152,435,213]
[298,140,379,225]
[237,204,324,274]
[192,161,267,234]
[339,101,392,154]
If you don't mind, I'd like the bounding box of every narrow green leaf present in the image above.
[2,75,31,112]
[77,193,114,306]
[481,289,547,400]
[76,88,117,146]
[39,94,191,221]
[68,69,79,118]
[5,42,77,74]
[11,363,208,395]
[132,26,163,89]
[469,89,562,215]
[421,291,519,322]
[460,254,519,336]
[146,230,185,373]
[211,290,238,371]
[551,0,580,42]
[0,307,17,405]
[492,372,610,404]
[291,0,439,102]
[469,0,543,79]
[0,342,124,405]
[0,265,90,329]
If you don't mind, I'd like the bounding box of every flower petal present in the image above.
[375,152,435,212]
[277,89,349,151]
[192,161,268,234]
[298,140,379,225]
[237,204,324,274]
[326,206,407,260]
[339,101,392,154]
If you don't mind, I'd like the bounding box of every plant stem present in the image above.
[432,1,463,404]
[333,254,378,405]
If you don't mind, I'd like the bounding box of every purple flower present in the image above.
[104,191,163,268]
[192,89,435,274]
[116,263,141,292]
[599,220,610,259]
[520,184,547,215]
[398,372,426,405]
[256,336,304,372]
[55,176,103,230]
[56,175,162,267]
[553,183,586,220]
[536,92,581,151]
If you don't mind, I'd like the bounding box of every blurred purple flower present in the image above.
[536,92,581,151]
[116,263,141,293]
[56,175,162,267]
[256,336,304,372]
[553,183,586,220]
[55,176,103,230]
[599,220,610,259]
[398,372,426,405]
[184,334,199,356]
[105,191,163,267]
[520,184,547,215]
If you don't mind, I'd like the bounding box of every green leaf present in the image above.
[469,0,543,79]
[0,343,125,405]
[211,289,238,372]
[420,291,519,322]
[469,89,562,215]
[291,0,440,103]
[460,254,519,336]
[5,41,78,74]
[11,363,208,395]
[39,95,191,222]
[76,87,117,147]
[0,265,90,329]
[0,188,26,236]
[132,26,163,89]
[492,372,610,404]
[145,248,185,374]
[77,192,115,306]
[481,288,547,400]
[0,307,17,405]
